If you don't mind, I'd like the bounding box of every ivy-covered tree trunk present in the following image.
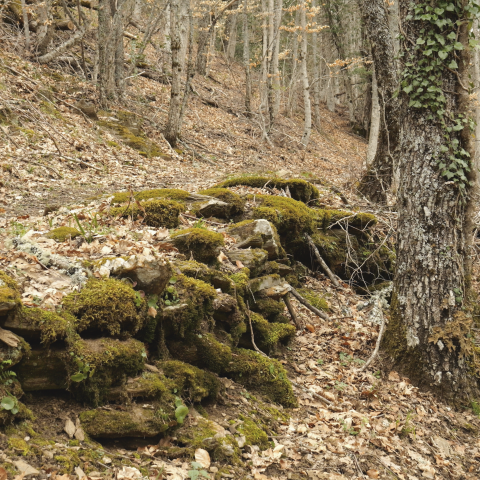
[382,0,480,401]
[357,0,400,203]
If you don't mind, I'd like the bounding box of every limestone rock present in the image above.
[213,293,242,325]
[225,249,268,277]
[197,199,231,218]
[13,460,39,476]
[249,275,291,299]
[228,220,282,260]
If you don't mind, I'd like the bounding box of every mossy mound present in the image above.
[160,360,222,402]
[67,337,146,405]
[17,307,77,345]
[111,188,191,205]
[247,312,295,353]
[252,195,316,241]
[249,297,286,322]
[62,278,146,336]
[237,416,269,450]
[161,275,216,339]
[46,227,81,242]
[110,198,184,229]
[296,288,329,311]
[98,111,164,158]
[198,188,246,216]
[170,228,224,263]
[0,270,21,313]
[216,176,319,204]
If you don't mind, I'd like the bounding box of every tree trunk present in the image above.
[311,0,321,129]
[226,10,238,59]
[267,0,281,127]
[299,0,311,147]
[164,0,182,146]
[366,66,380,166]
[35,0,53,55]
[20,0,30,50]
[356,0,400,203]
[286,7,300,117]
[243,0,251,115]
[382,0,479,402]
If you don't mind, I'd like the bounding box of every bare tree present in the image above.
[243,0,252,114]
[299,0,311,147]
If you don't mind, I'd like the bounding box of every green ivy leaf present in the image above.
[438,50,448,60]
[448,60,458,69]
[447,32,456,40]
[1,396,15,410]
[417,38,425,45]
[175,405,189,424]
[453,42,464,50]
[71,373,86,382]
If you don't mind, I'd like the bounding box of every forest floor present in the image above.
[0,40,479,480]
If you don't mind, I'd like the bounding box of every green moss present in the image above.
[111,188,191,204]
[18,307,77,345]
[248,312,295,353]
[171,228,225,263]
[67,336,146,405]
[252,195,315,240]
[68,439,80,447]
[320,209,377,231]
[62,278,146,336]
[296,288,329,311]
[216,177,319,204]
[195,333,233,374]
[250,298,286,322]
[110,198,184,228]
[0,270,21,312]
[237,416,269,450]
[7,437,30,455]
[198,188,246,215]
[98,112,163,158]
[160,360,222,402]
[46,227,81,242]
[162,275,216,339]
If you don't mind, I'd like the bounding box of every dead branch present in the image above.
[284,292,303,329]
[246,305,268,357]
[289,287,331,321]
[290,380,332,406]
[37,24,86,64]
[357,301,386,372]
[305,233,343,288]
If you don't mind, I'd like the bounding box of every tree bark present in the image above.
[242,0,251,115]
[267,0,281,127]
[299,0,311,147]
[356,0,400,203]
[311,0,321,129]
[382,0,479,401]
[226,10,238,59]
[366,65,380,166]
[20,0,30,50]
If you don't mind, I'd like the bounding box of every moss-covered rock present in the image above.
[249,297,287,322]
[247,312,295,353]
[225,249,268,277]
[198,188,246,216]
[319,209,377,232]
[216,176,319,204]
[174,260,234,293]
[80,404,172,438]
[110,198,185,228]
[170,228,224,263]
[227,219,284,260]
[237,416,269,450]
[0,335,29,368]
[62,278,146,336]
[46,227,81,242]
[160,274,216,339]
[160,360,222,402]
[9,307,77,345]
[66,337,146,405]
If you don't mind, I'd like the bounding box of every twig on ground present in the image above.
[290,380,332,406]
[284,292,303,329]
[305,233,343,289]
[181,213,228,226]
[290,287,331,321]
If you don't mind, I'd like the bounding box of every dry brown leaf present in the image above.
[218,251,228,263]
[194,448,210,469]
[148,306,157,318]
[388,371,400,382]
[367,470,379,479]
[305,324,315,333]
[235,260,245,268]
[0,467,8,480]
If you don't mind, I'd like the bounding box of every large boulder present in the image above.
[225,249,268,276]
[228,220,283,260]
[169,228,224,264]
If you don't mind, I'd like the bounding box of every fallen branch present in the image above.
[290,287,330,321]
[357,301,386,372]
[246,305,268,357]
[284,292,303,329]
[37,24,86,64]
[290,380,332,406]
[305,233,343,289]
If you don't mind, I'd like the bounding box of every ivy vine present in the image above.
[398,0,480,192]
